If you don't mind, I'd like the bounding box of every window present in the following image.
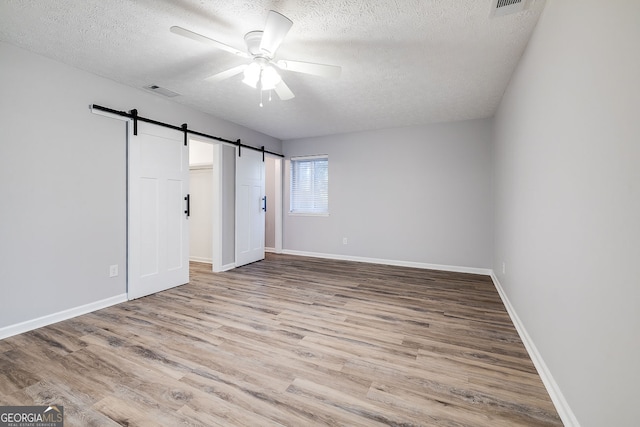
[290,155,329,215]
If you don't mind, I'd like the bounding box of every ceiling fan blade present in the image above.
[170,26,248,58]
[274,79,295,101]
[205,64,247,82]
[259,11,293,56]
[276,60,342,79]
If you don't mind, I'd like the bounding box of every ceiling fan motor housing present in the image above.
[244,31,267,57]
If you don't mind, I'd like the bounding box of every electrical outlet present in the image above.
[109,264,119,277]
[502,262,506,275]
[342,237,348,245]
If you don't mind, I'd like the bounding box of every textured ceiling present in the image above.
[0,0,545,140]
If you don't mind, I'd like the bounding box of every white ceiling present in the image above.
[0,0,545,140]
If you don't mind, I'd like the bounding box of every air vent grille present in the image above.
[144,84,180,98]
[490,0,530,17]
[497,0,522,8]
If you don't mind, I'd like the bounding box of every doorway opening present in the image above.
[188,138,282,272]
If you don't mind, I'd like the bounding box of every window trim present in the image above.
[289,154,329,216]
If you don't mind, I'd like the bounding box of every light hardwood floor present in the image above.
[0,254,562,426]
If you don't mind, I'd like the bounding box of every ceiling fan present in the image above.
[170,10,341,105]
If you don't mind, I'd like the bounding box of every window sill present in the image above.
[288,212,330,217]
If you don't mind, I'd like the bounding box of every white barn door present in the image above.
[129,122,189,299]
[235,148,265,267]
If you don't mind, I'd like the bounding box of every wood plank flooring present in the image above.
[0,254,562,426]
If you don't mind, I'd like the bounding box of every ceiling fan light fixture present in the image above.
[242,61,282,92]
[260,65,282,91]
[242,62,261,88]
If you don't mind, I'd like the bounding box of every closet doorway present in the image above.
[188,139,282,271]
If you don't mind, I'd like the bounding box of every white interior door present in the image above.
[129,122,189,299]
[235,148,265,267]
[188,166,213,264]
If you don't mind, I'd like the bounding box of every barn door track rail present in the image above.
[91,104,283,158]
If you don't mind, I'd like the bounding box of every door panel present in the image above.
[235,148,265,267]
[129,122,189,299]
[140,177,159,277]
[166,178,184,270]
[237,184,250,255]
[250,184,262,251]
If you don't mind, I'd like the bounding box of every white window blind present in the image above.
[290,155,328,214]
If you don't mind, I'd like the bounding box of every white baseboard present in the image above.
[281,250,492,276]
[212,263,235,273]
[189,256,212,264]
[0,293,128,340]
[219,262,236,272]
[490,272,580,427]
[265,247,276,253]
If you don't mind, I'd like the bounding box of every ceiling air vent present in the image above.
[144,84,180,98]
[490,0,532,17]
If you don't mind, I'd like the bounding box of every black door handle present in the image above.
[262,196,267,212]
[184,194,190,218]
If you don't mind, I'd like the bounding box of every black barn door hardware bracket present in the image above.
[181,123,188,146]
[130,109,138,135]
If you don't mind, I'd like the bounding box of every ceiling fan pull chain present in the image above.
[258,68,264,107]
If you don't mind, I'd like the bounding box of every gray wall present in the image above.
[222,145,237,267]
[265,157,277,250]
[0,41,280,330]
[282,119,493,269]
[492,1,640,425]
